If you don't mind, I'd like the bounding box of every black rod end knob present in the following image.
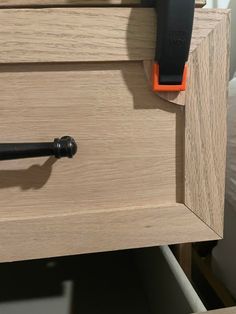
[53,136,78,159]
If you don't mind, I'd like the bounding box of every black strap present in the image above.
[155,0,195,85]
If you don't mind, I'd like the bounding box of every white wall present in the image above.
[205,0,230,8]
[205,0,236,78]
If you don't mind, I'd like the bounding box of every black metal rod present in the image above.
[0,136,77,161]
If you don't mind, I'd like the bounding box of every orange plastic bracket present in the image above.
[152,63,188,92]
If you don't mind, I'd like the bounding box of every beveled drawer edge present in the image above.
[0,204,219,262]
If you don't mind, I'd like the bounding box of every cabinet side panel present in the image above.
[185,12,230,236]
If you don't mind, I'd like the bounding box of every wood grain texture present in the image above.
[144,9,229,236]
[0,0,206,8]
[185,10,230,236]
[0,62,184,220]
[0,9,220,64]
[0,204,219,262]
[144,10,230,106]
[0,8,228,262]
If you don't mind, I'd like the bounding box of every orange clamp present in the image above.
[152,63,188,92]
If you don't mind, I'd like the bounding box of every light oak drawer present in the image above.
[0,0,206,7]
[0,6,230,262]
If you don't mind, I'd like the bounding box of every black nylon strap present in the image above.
[155,0,195,85]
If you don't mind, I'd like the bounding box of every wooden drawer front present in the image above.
[0,62,182,218]
[0,7,229,262]
[0,0,206,7]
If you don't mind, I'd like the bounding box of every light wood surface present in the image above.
[0,9,221,64]
[185,10,230,236]
[0,0,206,8]
[144,10,230,106]
[142,9,230,238]
[0,62,183,220]
[0,204,219,262]
[0,8,229,261]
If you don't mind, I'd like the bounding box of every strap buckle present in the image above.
[152,0,195,92]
